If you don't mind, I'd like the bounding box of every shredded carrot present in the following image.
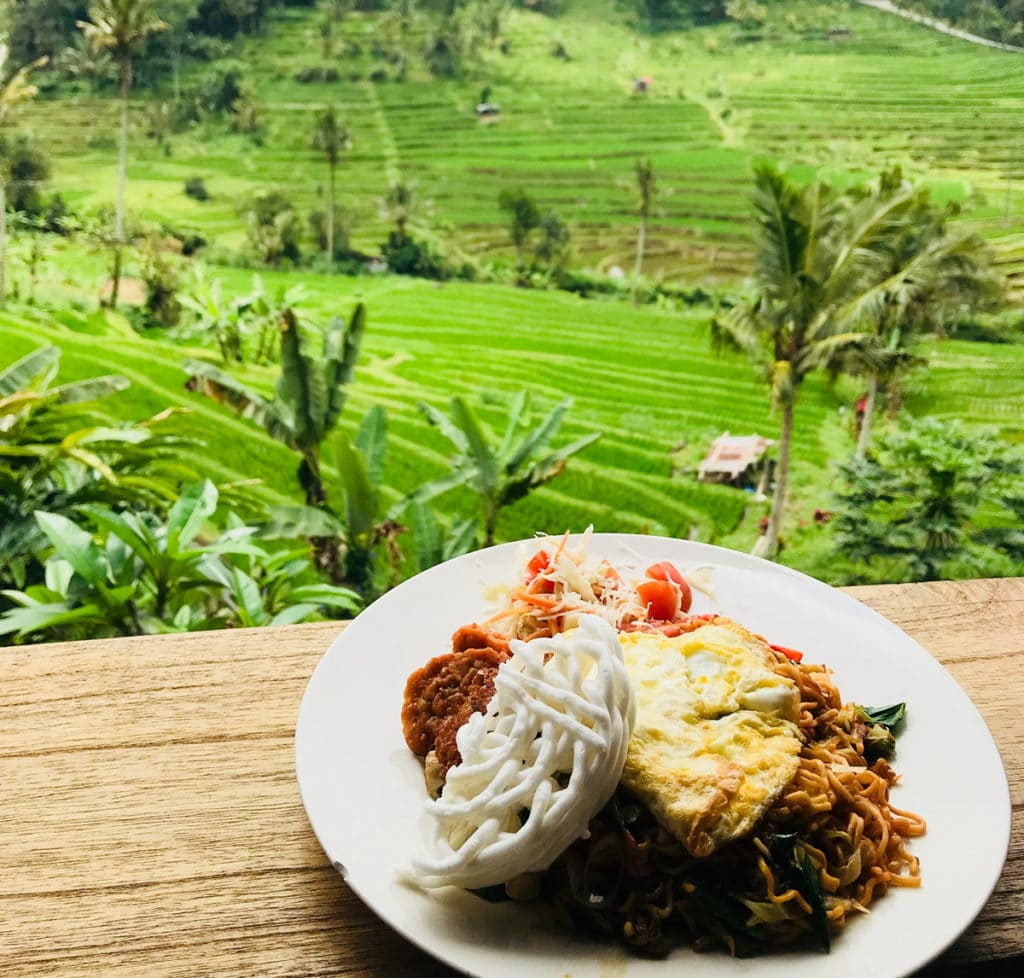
[509,589,565,610]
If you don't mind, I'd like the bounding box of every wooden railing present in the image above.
[2,578,1021,976]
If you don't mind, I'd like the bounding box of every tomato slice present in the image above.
[636,579,681,621]
[645,561,692,613]
[526,551,550,578]
[769,643,804,663]
[525,550,555,593]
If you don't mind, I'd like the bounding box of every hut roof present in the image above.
[697,432,773,480]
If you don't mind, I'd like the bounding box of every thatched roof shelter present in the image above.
[697,432,774,485]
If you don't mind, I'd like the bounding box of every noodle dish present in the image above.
[400,531,925,957]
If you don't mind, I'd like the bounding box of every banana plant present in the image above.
[178,270,305,364]
[184,302,366,510]
[406,497,477,572]
[394,391,601,547]
[331,404,411,596]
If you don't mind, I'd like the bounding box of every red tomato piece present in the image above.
[636,579,681,621]
[526,551,550,578]
[525,550,555,592]
[645,561,693,613]
[769,643,804,663]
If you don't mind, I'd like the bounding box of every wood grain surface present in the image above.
[2,578,1021,978]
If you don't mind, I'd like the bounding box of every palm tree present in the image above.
[1,46,47,307]
[632,158,655,304]
[312,105,350,274]
[394,392,601,547]
[381,0,419,81]
[712,163,901,558]
[77,1,167,308]
[161,0,200,102]
[835,176,1001,458]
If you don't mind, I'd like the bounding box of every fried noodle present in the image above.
[539,647,926,956]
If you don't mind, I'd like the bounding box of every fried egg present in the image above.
[619,618,802,857]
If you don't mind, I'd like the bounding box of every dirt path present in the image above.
[855,0,1024,53]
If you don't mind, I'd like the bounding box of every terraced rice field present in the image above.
[0,270,824,546]
[4,263,1020,564]
[25,0,1024,290]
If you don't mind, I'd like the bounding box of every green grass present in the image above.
[23,0,1024,291]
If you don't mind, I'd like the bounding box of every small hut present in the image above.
[475,102,501,124]
[697,432,774,493]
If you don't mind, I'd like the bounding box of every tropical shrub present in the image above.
[139,236,183,327]
[0,345,191,593]
[832,417,1024,583]
[0,480,361,644]
[244,189,303,266]
[184,302,368,583]
[394,391,601,547]
[0,131,51,215]
[184,176,210,201]
[178,269,296,363]
[184,302,366,510]
[380,230,447,279]
[331,404,409,595]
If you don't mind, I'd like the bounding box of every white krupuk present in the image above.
[411,615,636,890]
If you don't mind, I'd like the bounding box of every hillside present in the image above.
[23,0,1024,292]
[4,255,1023,585]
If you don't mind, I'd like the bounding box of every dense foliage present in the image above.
[1,0,280,66]
[908,0,1024,45]
[0,345,190,593]
[0,480,361,642]
[3,0,1023,644]
[832,418,1024,582]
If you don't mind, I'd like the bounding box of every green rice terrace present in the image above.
[25,0,1024,291]
[3,0,1024,644]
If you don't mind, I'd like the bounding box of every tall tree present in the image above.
[836,174,1001,459]
[498,186,540,274]
[319,0,354,60]
[381,0,420,81]
[312,105,350,275]
[161,0,200,102]
[0,45,47,307]
[632,157,655,304]
[383,179,416,248]
[77,0,167,308]
[712,163,899,558]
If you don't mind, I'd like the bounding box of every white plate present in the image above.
[295,534,1011,978]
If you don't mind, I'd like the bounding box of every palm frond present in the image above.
[182,359,293,446]
[710,302,764,358]
[751,162,806,302]
[0,345,60,397]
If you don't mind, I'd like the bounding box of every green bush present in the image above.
[0,481,361,645]
[0,132,51,215]
[0,345,193,595]
[380,231,447,279]
[184,176,210,202]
